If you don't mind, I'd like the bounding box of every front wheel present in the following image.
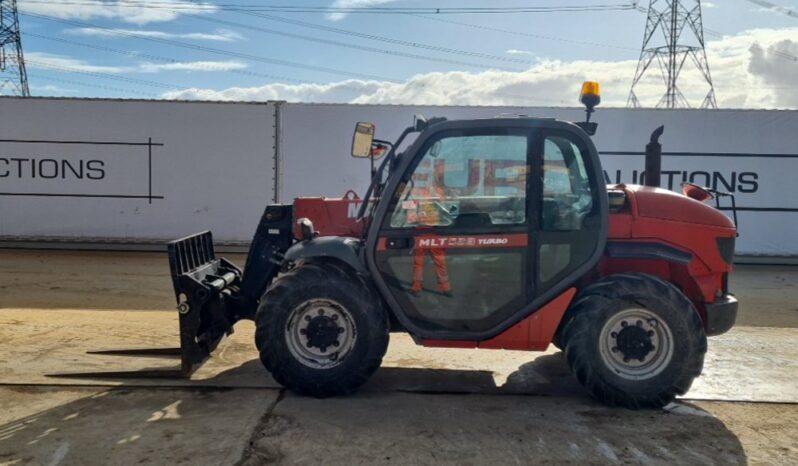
[255,263,389,397]
[563,273,707,409]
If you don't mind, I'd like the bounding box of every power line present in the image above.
[20,11,401,82]
[743,0,798,20]
[116,3,632,72]
[28,73,161,97]
[409,13,639,52]
[19,1,638,14]
[26,32,309,83]
[214,12,537,65]
[186,14,525,71]
[18,5,638,99]
[25,58,183,89]
[235,4,637,14]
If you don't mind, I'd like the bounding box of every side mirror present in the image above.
[414,114,428,131]
[351,122,375,158]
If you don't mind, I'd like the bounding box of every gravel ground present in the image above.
[0,249,796,465]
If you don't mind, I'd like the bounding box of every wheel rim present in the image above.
[598,308,674,381]
[285,298,357,369]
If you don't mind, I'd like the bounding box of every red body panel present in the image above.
[603,184,735,321]
[292,183,736,349]
[293,193,367,239]
[422,288,577,351]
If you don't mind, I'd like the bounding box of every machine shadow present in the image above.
[365,352,583,397]
[192,351,579,395]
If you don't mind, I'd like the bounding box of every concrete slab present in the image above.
[239,392,798,466]
[2,389,796,466]
[0,386,278,466]
[1,308,796,403]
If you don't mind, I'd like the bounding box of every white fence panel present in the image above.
[0,98,276,242]
[280,104,798,256]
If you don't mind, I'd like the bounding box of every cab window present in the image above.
[542,136,594,231]
[539,133,601,287]
[388,133,529,229]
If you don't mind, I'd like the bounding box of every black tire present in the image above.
[255,263,389,398]
[563,273,707,409]
[551,317,572,351]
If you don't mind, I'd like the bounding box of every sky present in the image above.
[6,0,798,108]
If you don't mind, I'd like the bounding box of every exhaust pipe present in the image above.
[645,125,664,188]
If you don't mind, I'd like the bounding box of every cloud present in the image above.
[160,63,623,106]
[26,52,249,76]
[326,0,399,21]
[25,51,131,74]
[162,80,387,102]
[19,0,218,25]
[30,84,79,94]
[139,60,248,73]
[66,27,243,42]
[506,49,537,57]
[160,27,798,110]
[748,39,798,108]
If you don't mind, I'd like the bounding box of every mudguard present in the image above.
[283,236,367,274]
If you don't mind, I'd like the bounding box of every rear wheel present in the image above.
[255,263,389,397]
[564,273,706,409]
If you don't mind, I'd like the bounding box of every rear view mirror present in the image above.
[351,122,375,158]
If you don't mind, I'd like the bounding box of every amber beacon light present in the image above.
[580,81,601,111]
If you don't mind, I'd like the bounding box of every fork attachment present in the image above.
[48,204,295,379]
[167,231,246,376]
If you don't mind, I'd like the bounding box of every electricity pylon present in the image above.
[0,0,30,96]
[628,0,716,108]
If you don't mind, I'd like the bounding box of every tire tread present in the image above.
[255,263,389,397]
[564,273,707,409]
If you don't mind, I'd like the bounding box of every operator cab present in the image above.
[351,84,608,340]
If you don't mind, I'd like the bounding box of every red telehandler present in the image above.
[94,83,740,408]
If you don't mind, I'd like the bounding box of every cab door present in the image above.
[366,121,606,340]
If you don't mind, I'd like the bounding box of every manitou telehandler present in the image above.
[106,82,739,408]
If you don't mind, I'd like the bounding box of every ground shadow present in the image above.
[364,352,582,397]
[243,384,750,465]
[46,350,578,395]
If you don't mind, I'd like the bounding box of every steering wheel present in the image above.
[431,201,456,225]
